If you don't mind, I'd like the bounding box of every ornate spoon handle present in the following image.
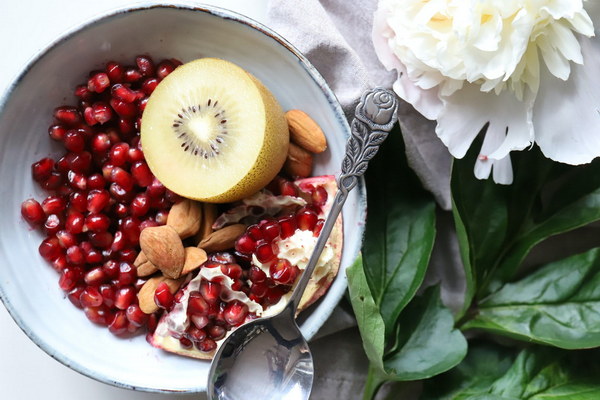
[287,88,399,313]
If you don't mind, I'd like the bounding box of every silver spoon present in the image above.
[207,87,398,400]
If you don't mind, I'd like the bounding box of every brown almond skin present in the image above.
[198,224,246,253]
[167,199,203,239]
[140,225,185,279]
[181,247,208,275]
[283,142,313,178]
[134,251,159,277]
[138,276,185,314]
[285,109,327,153]
[200,203,218,239]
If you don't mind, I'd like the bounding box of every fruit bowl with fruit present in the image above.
[0,4,365,393]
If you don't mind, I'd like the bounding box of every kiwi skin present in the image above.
[206,74,289,203]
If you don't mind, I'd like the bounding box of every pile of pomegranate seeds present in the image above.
[21,55,182,336]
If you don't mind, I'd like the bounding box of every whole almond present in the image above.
[133,251,159,277]
[194,202,218,244]
[167,199,203,239]
[140,225,185,279]
[138,275,185,314]
[198,224,246,253]
[285,109,327,153]
[181,247,208,275]
[284,142,313,178]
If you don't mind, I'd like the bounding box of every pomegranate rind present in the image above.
[149,175,343,359]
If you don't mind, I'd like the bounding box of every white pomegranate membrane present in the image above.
[20,54,342,359]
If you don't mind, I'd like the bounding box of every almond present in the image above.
[181,247,208,275]
[194,202,218,243]
[167,199,203,239]
[198,224,246,253]
[138,275,185,314]
[139,225,185,279]
[285,109,327,153]
[283,142,313,178]
[133,251,158,277]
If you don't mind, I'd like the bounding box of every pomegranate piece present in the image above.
[200,281,221,304]
[21,199,45,226]
[278,214,297,239]
[154,281,174,310]
[187,291,209,316]
[270,259,299,285]
[296,207,318,231]
[223,301,249,326]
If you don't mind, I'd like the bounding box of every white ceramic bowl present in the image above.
[0,3,365,393]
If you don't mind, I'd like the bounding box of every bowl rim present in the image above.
[0,1,366,393]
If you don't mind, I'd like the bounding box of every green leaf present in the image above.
[362,128,436,335]
[423,344,600,400]
[383,286,467,381]
[451,141,600,306]
[464,248,600,349]
[346,255,385,370]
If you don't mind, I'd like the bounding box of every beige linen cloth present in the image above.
[265,1,464,399]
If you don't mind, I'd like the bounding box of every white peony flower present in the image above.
[373,0,598,184]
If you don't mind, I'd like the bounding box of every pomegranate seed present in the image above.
[223,301,249,326]
[114,203,129,218]
[129,193,150,217]
[87,173,106,190]
[56,230,78,248]
[110,183,134,203]
[80,286,104,308]
[139,218,159,230]
[127,146,144,163]
[108,310,129,335]
[154,281,174,309]
[260,221,281,242]
[313,219,325,237]
[155,210,169,225]
[44,214,63,235]
[103,260,120,279]
[88,231,113,249]
[280,180,297,197]
[136,55,155,77]
[141,78,159,95]
[207,325,226,340]
[21,199,45,226]
[100,284,116,307]
[67,286,85,308]
[179,337,193,349]
[39,236,62,261]
[65,211,85,234]
[110,167,134,191]
[255,241,276,263]
[68,151,92,174]
[59,267,84,291]
[220,263,243,279]
[270,259,299,285]
[115,286,136,310]
[278,215,297,239]
[185,325,207,343]
[191,315,209,330]
[126,304,148,327]
[88,72,110,93]
[84,213,110,232]
[57,185,74,197]
[121,217,140,244]
[312,186,328,206]
[156,60,175,79]
[102,163,115,180]
[210,252,237,264]
[111,83,137,103]
[87,189,110,213]
[164,189,181,204]
[250,282,268,298]
[265,286,286,305]
[200,281,221,303]
[63,130,85,153]
[84,305,112,326]
[117,261,136,286]
[31,158,55,182]
[248,266,267,283]
[231,279,244,291]
[84,267,107,286]
[108,142,130,167]
[74,84,93,100]
[119,248,138,263]
[124,67,142,83]
[187,291,209,316]
[171,58,183,67]
[48,124,67,141]
[66,245,85,265]
[91,133,112,153]
[110,98,137,119]
[234,234,256,254]
[57,156,71,173]
[138,97,149,112]
[42,171,64,190]
[129,161,152,187]
[246,224,263,241]
[118,118,135,138]
[84,107,96,126]
[82,243,103,264]
[106,61,124,82]
[54,106,81,126]
[42,195,67,215]
[296,207,318,231]
[197,338,217,352]
[67,170,87,191]
[92,101,113,124]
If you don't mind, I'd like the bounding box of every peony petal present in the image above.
[372,3,443,120]
[492,155,514,184]
[534,33,600,164]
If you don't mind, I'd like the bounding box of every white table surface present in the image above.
[0,1,269,399]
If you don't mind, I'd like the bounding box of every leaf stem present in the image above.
[363,363,386,400]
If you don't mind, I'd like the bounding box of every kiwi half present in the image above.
[141,58,289,203]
